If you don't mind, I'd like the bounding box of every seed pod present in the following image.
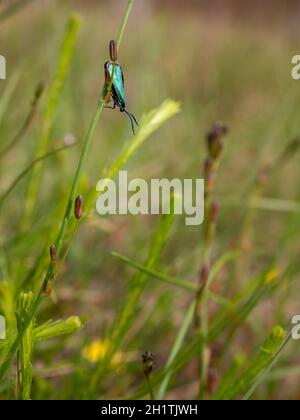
[74,195,83,220]
[109,40,118,62]
[50,244,57,262]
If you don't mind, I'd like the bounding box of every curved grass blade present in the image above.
[112,252,197,293]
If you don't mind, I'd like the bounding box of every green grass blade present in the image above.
[112,252,197,293]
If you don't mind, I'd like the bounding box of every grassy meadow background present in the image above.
[1,0,300,400]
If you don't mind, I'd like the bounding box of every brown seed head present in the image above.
[74,195,83,220]
[109,40,118,62]
[50,244,57,262]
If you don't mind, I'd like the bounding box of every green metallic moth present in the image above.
[104,61,139,135]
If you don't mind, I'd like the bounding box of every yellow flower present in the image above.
[82,339,123,365]
[265,268,279,284]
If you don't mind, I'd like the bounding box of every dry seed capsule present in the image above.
[50,244,57,262]
[74,195,83,220]
[109,40,118,62]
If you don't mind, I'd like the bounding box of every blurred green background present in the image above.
[1,0,300,400]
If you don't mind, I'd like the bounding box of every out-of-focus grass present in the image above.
[1,0,300,400]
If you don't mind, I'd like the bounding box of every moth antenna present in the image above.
[128,111,139,127]
[124,109,138,135]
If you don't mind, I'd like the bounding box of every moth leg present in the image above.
[105,101,116,110]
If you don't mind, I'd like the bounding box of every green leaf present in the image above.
[16,291,35,400]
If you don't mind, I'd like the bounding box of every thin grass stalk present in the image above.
[195,123,227,399]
